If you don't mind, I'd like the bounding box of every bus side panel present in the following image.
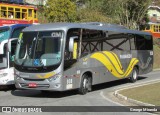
[63,62,81,90]
[137,50,153,75]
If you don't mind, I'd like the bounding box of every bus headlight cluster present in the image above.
[16,76,21,80]
[48,74,61,82]
[0,73,8,78]
[14,74,21,80]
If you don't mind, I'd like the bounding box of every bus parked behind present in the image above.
[0,1,38,26]
[0,24,31,85]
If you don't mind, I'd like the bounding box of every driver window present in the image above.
[10,39,18,67]
[65,29,80,60]
[64,29,80,70]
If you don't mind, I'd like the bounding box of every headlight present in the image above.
[14,74,21,80]
[16,76,21,80]
[48,74,61,82]
[0,73,8,78]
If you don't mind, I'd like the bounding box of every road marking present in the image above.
[116,78,160,91]
[100,91,123,106]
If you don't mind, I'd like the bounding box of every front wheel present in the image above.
[129,67,138,83]
[78,74,92,95]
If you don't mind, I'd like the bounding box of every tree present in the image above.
[44,0,77,22]
[76,8,112,23]
[37,6,48,23]
[100,0,152,29]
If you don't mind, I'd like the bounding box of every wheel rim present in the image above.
[133,69,137,80]
[83,78,89,91]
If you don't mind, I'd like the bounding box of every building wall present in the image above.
[24,0,46,5]
[148,9,160,17]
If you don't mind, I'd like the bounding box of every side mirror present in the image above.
[69,36,78,52]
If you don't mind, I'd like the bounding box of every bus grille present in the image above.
[20,83,50,89]
[23,78,45,81]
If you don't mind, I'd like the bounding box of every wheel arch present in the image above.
[134,65,139,74]
[79,70,93,87]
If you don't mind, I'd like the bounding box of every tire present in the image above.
[129,67,138,83]
[78,74,92,95]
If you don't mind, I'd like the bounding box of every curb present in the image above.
[153,68,160,71]
[114,80,160,106]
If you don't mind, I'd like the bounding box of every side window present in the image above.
[0,43,8,68]
[1,7,7,18]
[145,35,153,50]
[28,9,33,17]
[34,10,37,18]
[65,28,80,60]
[135,34,153,50]
[10,39,18,67]
[135,34,146,50]
[129,34,136,50]
[15,8,21,19]
[103,33,128,51]
[81,29,102,56]
[22,9,27,19]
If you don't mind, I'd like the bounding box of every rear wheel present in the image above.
[129,67,138,83]
[79,74,92,95]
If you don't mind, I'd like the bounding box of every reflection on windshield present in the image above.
[15,31,63,67]
[0,28,9,42]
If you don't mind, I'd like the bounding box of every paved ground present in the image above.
[0,70,160,115]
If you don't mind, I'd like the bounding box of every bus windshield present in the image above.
[15,31,63,67]
[0,28,10,42]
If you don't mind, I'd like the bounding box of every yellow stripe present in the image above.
[123,58,139,77]
[103,51,123,74]
[36,72,56,79]
[91,53,124,78]
[111,51,123,69]
[90,52,139,78]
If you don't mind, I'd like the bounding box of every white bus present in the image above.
[0,24,30,85]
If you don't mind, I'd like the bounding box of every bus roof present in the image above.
[22,23,151,36]
[0,2,37,9]
[0,24,31,30]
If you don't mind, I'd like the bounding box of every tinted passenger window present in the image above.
[135,34,153,50]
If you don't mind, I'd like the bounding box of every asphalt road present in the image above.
[0,70,160,115]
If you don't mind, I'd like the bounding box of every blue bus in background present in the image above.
[0,24,31,85]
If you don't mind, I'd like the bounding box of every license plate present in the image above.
[28,83,37,88]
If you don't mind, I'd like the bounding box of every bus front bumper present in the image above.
[15,78,63,91]
[0,76,14,85]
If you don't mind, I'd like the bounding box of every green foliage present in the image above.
[42,0,152,29]
[76,8,112,23]
[100,0,152,29]
[44,0,77,22]
[37,6,48,23]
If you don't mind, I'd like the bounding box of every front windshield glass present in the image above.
[15,31,63,67]
[0,28,10,42]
